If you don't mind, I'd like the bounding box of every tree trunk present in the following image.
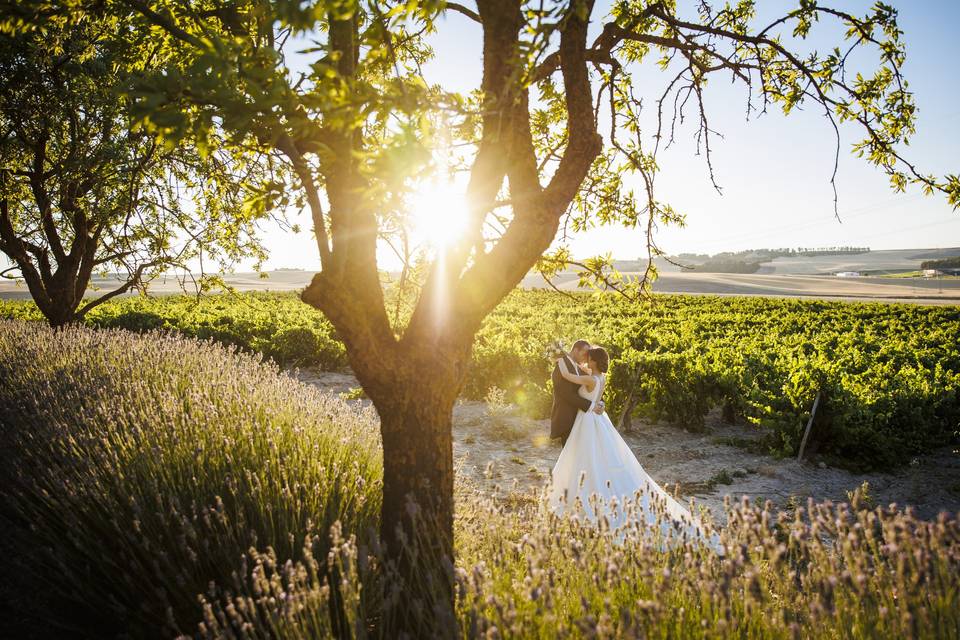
[44,305,79,328]
[370,374,458,636]
[14,270,79,328]
[37,278,82,328]
[41,276,77,327]
[303,270,470,636]
[617,391,638,432]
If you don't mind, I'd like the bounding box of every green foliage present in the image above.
[0,291,347,368]
[0,298,43,321]
[340,386,368,401]
[515,379,553,419]
[534,0,959,292]
[921,256,960,270]
[10,0,952,307]
[94,292,346,369]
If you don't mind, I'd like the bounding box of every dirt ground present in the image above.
[294,369,960,523]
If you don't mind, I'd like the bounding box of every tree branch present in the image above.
[28,132,67,264]
[275,135,332,265]
[450,0,603,331]
[75,258,161,318]
[444,1,481,24]
[119,0,205,48]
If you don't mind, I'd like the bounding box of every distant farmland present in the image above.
[3,247,960,304]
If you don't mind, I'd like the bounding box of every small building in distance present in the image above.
[922,269,943,277]
[835,271,862,278]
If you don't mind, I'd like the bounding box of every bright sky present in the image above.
[252,0,959,272]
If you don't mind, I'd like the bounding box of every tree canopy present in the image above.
[0,8,275,325]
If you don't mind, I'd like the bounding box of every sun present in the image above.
[408,179,470,250]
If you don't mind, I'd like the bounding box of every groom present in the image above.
[550,339,604,446]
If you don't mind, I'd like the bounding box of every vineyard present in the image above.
[471,292,960,471]
[2,290,958,471]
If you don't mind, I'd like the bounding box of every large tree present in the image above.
[15,0,958,632]
[0,10,273,326]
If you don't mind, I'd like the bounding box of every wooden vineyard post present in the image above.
[797,390,822,462]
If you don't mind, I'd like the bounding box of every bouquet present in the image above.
[544,339,566,361]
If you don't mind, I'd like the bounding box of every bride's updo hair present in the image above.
[587,346,609,373]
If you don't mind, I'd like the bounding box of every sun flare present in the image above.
[408,179,470,250]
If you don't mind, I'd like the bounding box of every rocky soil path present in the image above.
[295,369,960,522]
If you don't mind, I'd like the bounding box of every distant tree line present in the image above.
[675,246,871,263]
[674,246,871,274]
[920,256,960,270]
[794,246,871,256]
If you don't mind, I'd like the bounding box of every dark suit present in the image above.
[550,355,593,444]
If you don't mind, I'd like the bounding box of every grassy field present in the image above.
[0,320,957,638]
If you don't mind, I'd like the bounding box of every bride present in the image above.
[547,345,724,554]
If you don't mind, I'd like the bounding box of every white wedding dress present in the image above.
[547,373,724,555]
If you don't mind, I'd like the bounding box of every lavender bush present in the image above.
[193,479,960,639]
[0,320,381,637]
[453,486,960,638]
